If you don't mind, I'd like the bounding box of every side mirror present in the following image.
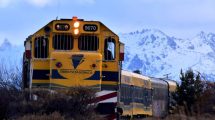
[119,42,124,61]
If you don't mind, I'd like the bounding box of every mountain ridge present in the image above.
[119,29,215,81]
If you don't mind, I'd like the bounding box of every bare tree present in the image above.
[0,59,22,90]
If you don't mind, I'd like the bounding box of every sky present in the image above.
[0,0,215,45]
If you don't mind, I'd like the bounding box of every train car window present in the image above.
[78,35,99,51]
[125,85,128,99]
[34,36,48,58]
[147,89,151,103]
[123,85,126,99]
[122,85,125,99]
[121,86,123,99]
[53,34,73,50]
[141,88,144,101]
[104,37,115,60]
[140,88,142,99]
[137,87,140,100]
[127,86,129,99]
[136,87,139,100]
[123,86,125,99]
[133,87,136,100]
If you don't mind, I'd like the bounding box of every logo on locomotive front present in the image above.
[57,53,96,80]
[72,54,84,69]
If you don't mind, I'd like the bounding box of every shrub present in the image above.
[0,87,100,120]
[195,81,215,114]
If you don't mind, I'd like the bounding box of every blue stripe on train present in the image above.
[85,71,100,80]
[33,70,49,80]
[32,69,66,80]
[51,69,67,79]
[32,70,119,82]
[85,71,119,81]
[102,71,119,82]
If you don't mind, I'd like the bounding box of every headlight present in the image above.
[74,29,79,35]
[55,24,70,31]
[74,21,80,28]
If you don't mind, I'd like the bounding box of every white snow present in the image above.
[119,29,215,81]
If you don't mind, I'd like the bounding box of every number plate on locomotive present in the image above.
[83,24,98,32]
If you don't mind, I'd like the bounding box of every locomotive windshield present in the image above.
[78,35,99,51]
[34,36,49,58]
[104,37,115,60]
[53,34,74,50]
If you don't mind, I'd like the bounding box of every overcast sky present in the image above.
[0,0,215,45]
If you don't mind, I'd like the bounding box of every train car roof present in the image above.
[121,70,150,80]
[161,78,178,92]
[150,77,168,86]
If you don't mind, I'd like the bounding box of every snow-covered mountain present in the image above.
[1,29,215,81]
[0,39,24,67]
[119,29,215,81]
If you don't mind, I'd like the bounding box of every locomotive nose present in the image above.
[50,52,102,88]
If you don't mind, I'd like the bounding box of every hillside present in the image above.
[119,30,215,80]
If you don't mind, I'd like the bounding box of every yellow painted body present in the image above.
[26,19,119,89]
[50,52,102,87]
[120,71,153,117]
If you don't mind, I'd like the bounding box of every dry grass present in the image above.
[164,113,215,120]
[0,87,100,120]
[142,113,215,120]
[17,112,65,120]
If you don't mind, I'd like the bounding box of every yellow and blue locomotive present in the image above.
[23,16,124,119]
[22,17,177,119]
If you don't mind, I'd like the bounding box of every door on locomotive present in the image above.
[94,29,121,117]
[101,34,120,91]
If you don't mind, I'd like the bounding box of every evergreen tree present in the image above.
[176,69,203,113]
[194,72,203,99]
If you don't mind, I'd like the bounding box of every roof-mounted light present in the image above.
[72,16,78,21]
